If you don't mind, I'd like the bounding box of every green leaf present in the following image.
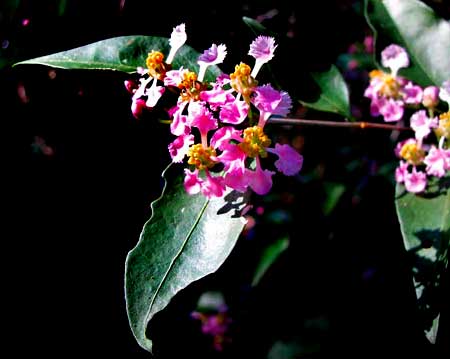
[365,0,450,86]
[252,237,289,286]
[395,177,450,343]
[125,163,247,353]
[299,65,351,118]
[13,35,222,81]
[242,16,276,37]
[322,182,346,216]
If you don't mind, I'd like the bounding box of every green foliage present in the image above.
[298,65,351,118]
[252,237,289,286]
[14,35,221,81]
[365,0,450,86]
[125,164,247,352]
[395,177,450,343]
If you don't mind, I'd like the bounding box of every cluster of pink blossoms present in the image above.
[365,44,450,193]
[126,24,303,198]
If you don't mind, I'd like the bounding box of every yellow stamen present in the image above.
[187,144,217,170]
[239,126,271,158]
[370,70,401,99]
[435,112,450,140]
[179,71,205,102]
[399,142,425,165]
[230,62,258,99]
[146,50,171,80]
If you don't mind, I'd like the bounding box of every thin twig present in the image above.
[268,118,412,131]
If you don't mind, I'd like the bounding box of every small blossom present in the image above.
[381,44,409,77]
[168,134,194,163]
[410,110,438,141]
[249,36,277,77]
[267,143,303,176]
[197,44,227,82]
[167,23,187,64]
[253,84,292,125]
[402,82,423,104]
[424,146,450,177]
[422,86,440,108]
[404,167,427,193]
[395,161,408,183]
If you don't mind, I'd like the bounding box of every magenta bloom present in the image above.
[168,134,194,163]
[410,110,438,141]
[219,100,249,124]
[197,44,227,82]
[253,85,292,125]
[268,143,303,176]
[249,36,277,77]
[381,44,409,76]
[395,161,408,183]
[424,146,450,177]
[246,161,275,195]
[404,168,427,193]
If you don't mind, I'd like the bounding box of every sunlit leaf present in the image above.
[13,36,221,81]
[125,163,247,353]
[365,0,450,86]
[395,176,450,343]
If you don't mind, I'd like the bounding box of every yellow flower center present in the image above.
[146,50,171,80]
[179,71,205,102]
[399,142,425,165]
[239,126,271,158]
[435,112,450,139]
[369,70,401,99]
[230,62,258,99]
[187,144,217,170]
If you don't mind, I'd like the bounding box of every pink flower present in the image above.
[188,102,218,137]
[381,44,409,77]
[253,85,292,125]
[164,67,188,87]
[167,23,187,64]
[404,167,427,193]
[219,100,249,124]
[168,134,194,163]
[267,143,303,176]
[246,160,275,195]
[169,102,189,136]
[402,82,423,104]
[410,110,438,141]
[184,168,202,194]
[249,36,277,77]
[424,146,450,177]
[210,127,243,150]
[395,161,408,183]
[378,98,404,122]
[201,172,226,198]
[199,86,234,108]
[197,44,227,82]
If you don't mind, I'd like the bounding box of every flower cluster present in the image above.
[365,44,450,193]
[126,24,303,198]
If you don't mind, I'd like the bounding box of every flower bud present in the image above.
[422,86,440,108]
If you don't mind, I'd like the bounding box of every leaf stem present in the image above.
[268,118,412,131]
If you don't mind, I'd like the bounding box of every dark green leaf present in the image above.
[365,0,450,86]
[125,163,247,353]
[395,177,450,343]
[299,65,351,118]
[242,16,276,36]
[13,36,221,81]
[322,182,346,216]
[252,237,289,286]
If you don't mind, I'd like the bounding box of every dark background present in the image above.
[2,0,449,357]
